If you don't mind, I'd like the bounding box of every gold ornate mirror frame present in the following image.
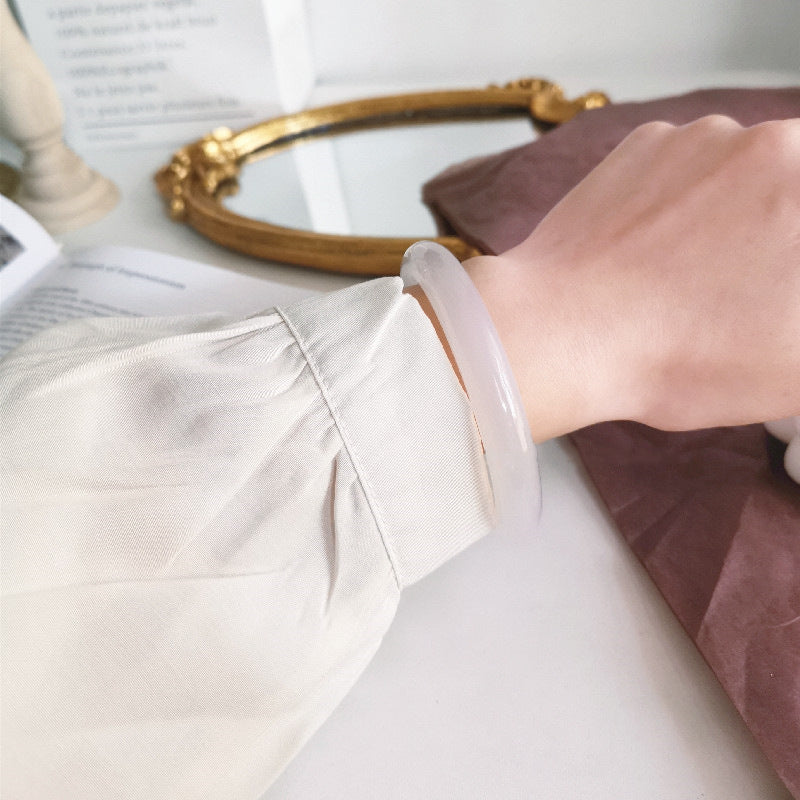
[155,78,609,276]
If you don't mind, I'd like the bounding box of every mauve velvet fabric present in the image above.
[422,87,800,797]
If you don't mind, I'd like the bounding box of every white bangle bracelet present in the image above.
[401,241,541,536]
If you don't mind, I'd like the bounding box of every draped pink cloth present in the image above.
[423,87,800,797]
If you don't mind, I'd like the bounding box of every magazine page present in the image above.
[0,194,62,309]
[0,243,318,358]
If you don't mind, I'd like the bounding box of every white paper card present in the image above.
[13,0,313,149]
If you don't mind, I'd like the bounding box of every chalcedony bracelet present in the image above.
[401,241,541,536]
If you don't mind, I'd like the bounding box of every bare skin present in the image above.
[438,115,800,442]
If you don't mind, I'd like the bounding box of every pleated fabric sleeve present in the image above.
[1,277,493,799]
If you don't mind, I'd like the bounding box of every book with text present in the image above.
[0,196,317,359]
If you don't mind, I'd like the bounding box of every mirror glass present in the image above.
[222,118,538,237]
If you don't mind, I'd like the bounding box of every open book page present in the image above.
[0,195,62,309]
[0,243,318,358]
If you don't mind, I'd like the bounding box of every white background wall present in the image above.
[306,0,799,85]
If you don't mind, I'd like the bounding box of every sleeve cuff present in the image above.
[278,278,494,587]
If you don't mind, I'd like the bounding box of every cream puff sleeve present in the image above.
[0,277,493,800]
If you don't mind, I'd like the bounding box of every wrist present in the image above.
[462,252,637,441]
[404,283,466,394]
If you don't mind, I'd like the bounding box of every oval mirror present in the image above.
[155,78,609,276]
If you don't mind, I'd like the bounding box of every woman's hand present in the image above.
[465,115,800,441]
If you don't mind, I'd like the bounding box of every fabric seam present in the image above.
[276,308,402,589]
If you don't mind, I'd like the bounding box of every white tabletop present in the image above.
[55,70,797,800]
